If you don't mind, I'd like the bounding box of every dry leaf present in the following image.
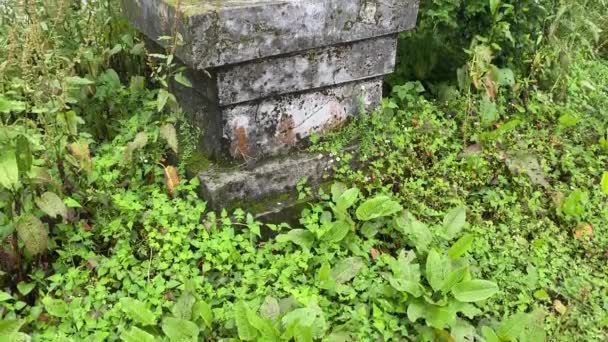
[553,300,567,315]
[68,140,92,172]
[164,165,180,195]
[370,248,381,260]
[574,223,593,239]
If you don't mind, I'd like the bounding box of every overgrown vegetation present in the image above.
[1,0,606,340]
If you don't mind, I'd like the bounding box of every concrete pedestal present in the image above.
[123,0,419,212]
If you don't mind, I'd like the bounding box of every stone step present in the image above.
[123,0,419,69]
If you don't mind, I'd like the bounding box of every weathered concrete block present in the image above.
[123,0,419,69]
[216,35,397,106]
[123,0,419,213]
[222,78,382,158]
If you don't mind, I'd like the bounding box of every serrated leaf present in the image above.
[276,229,315,250]
[119,298,156,325]
[16,214,47,255]
[174,73,192,87]
[324,220,351,243]
[192,300,213,329]
[356,196,402,221]
[452,280,499,302]
[120,326,158,342]
[162,317,199,341]
[160,124,178,154]
[42,297,69,317]
[260,296,280,321]
[448,234,474,260]
[331,257,363,284]
[443,206,466,239]
[124,132,148,161]
[234,302,257,341]
[35,192,68,219]
[0,151,20,191]
[17,282,35,296]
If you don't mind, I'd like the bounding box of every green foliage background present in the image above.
[0,0,607,340]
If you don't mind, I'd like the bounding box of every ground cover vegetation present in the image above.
[0,0,606,340]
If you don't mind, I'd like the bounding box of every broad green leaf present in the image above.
[317,262,336,291]
[160,123,178,154]
[174,73,192,87]
[324,220,351,243]
[394,212,432,252]
[388,277,421,297]
[443,206,466,239]
[480,96,498,128]
[0,319,24,337]
[35,192,68,219]
[0,290,12,302]
[448,234,474,260]
[162,317,199,341]
[42,297,69,317]
[407,301,425,322]
[0,151,20,191]
[448,300,482,319]
[120,326,158,342]
[562,190,587,218]
[0,96,26,113]
[119,298,156,325]
[355,196,402,221]
[496,312,529,340]
[440,266,468,292]
[65,76,94,86]
[192,300,213,329]
[489,0,501,16]
[276,229,315,250]
[172,291,195,320]
[601,172,608,195]
[281,301,327,339]
[17,282,35,296]
[246,308,279,340]
[336,188,359,212]
[15,135,32,175]
[16,214,48,255]
[331,257,363,284]
[452,280,499,302]
[426,249,450,291]
[260,296,280,321]
[234,302,257,341]
[157,89,170,112]
[558,113,578,128]
[330,182,347,203]
[482,326,500,342]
